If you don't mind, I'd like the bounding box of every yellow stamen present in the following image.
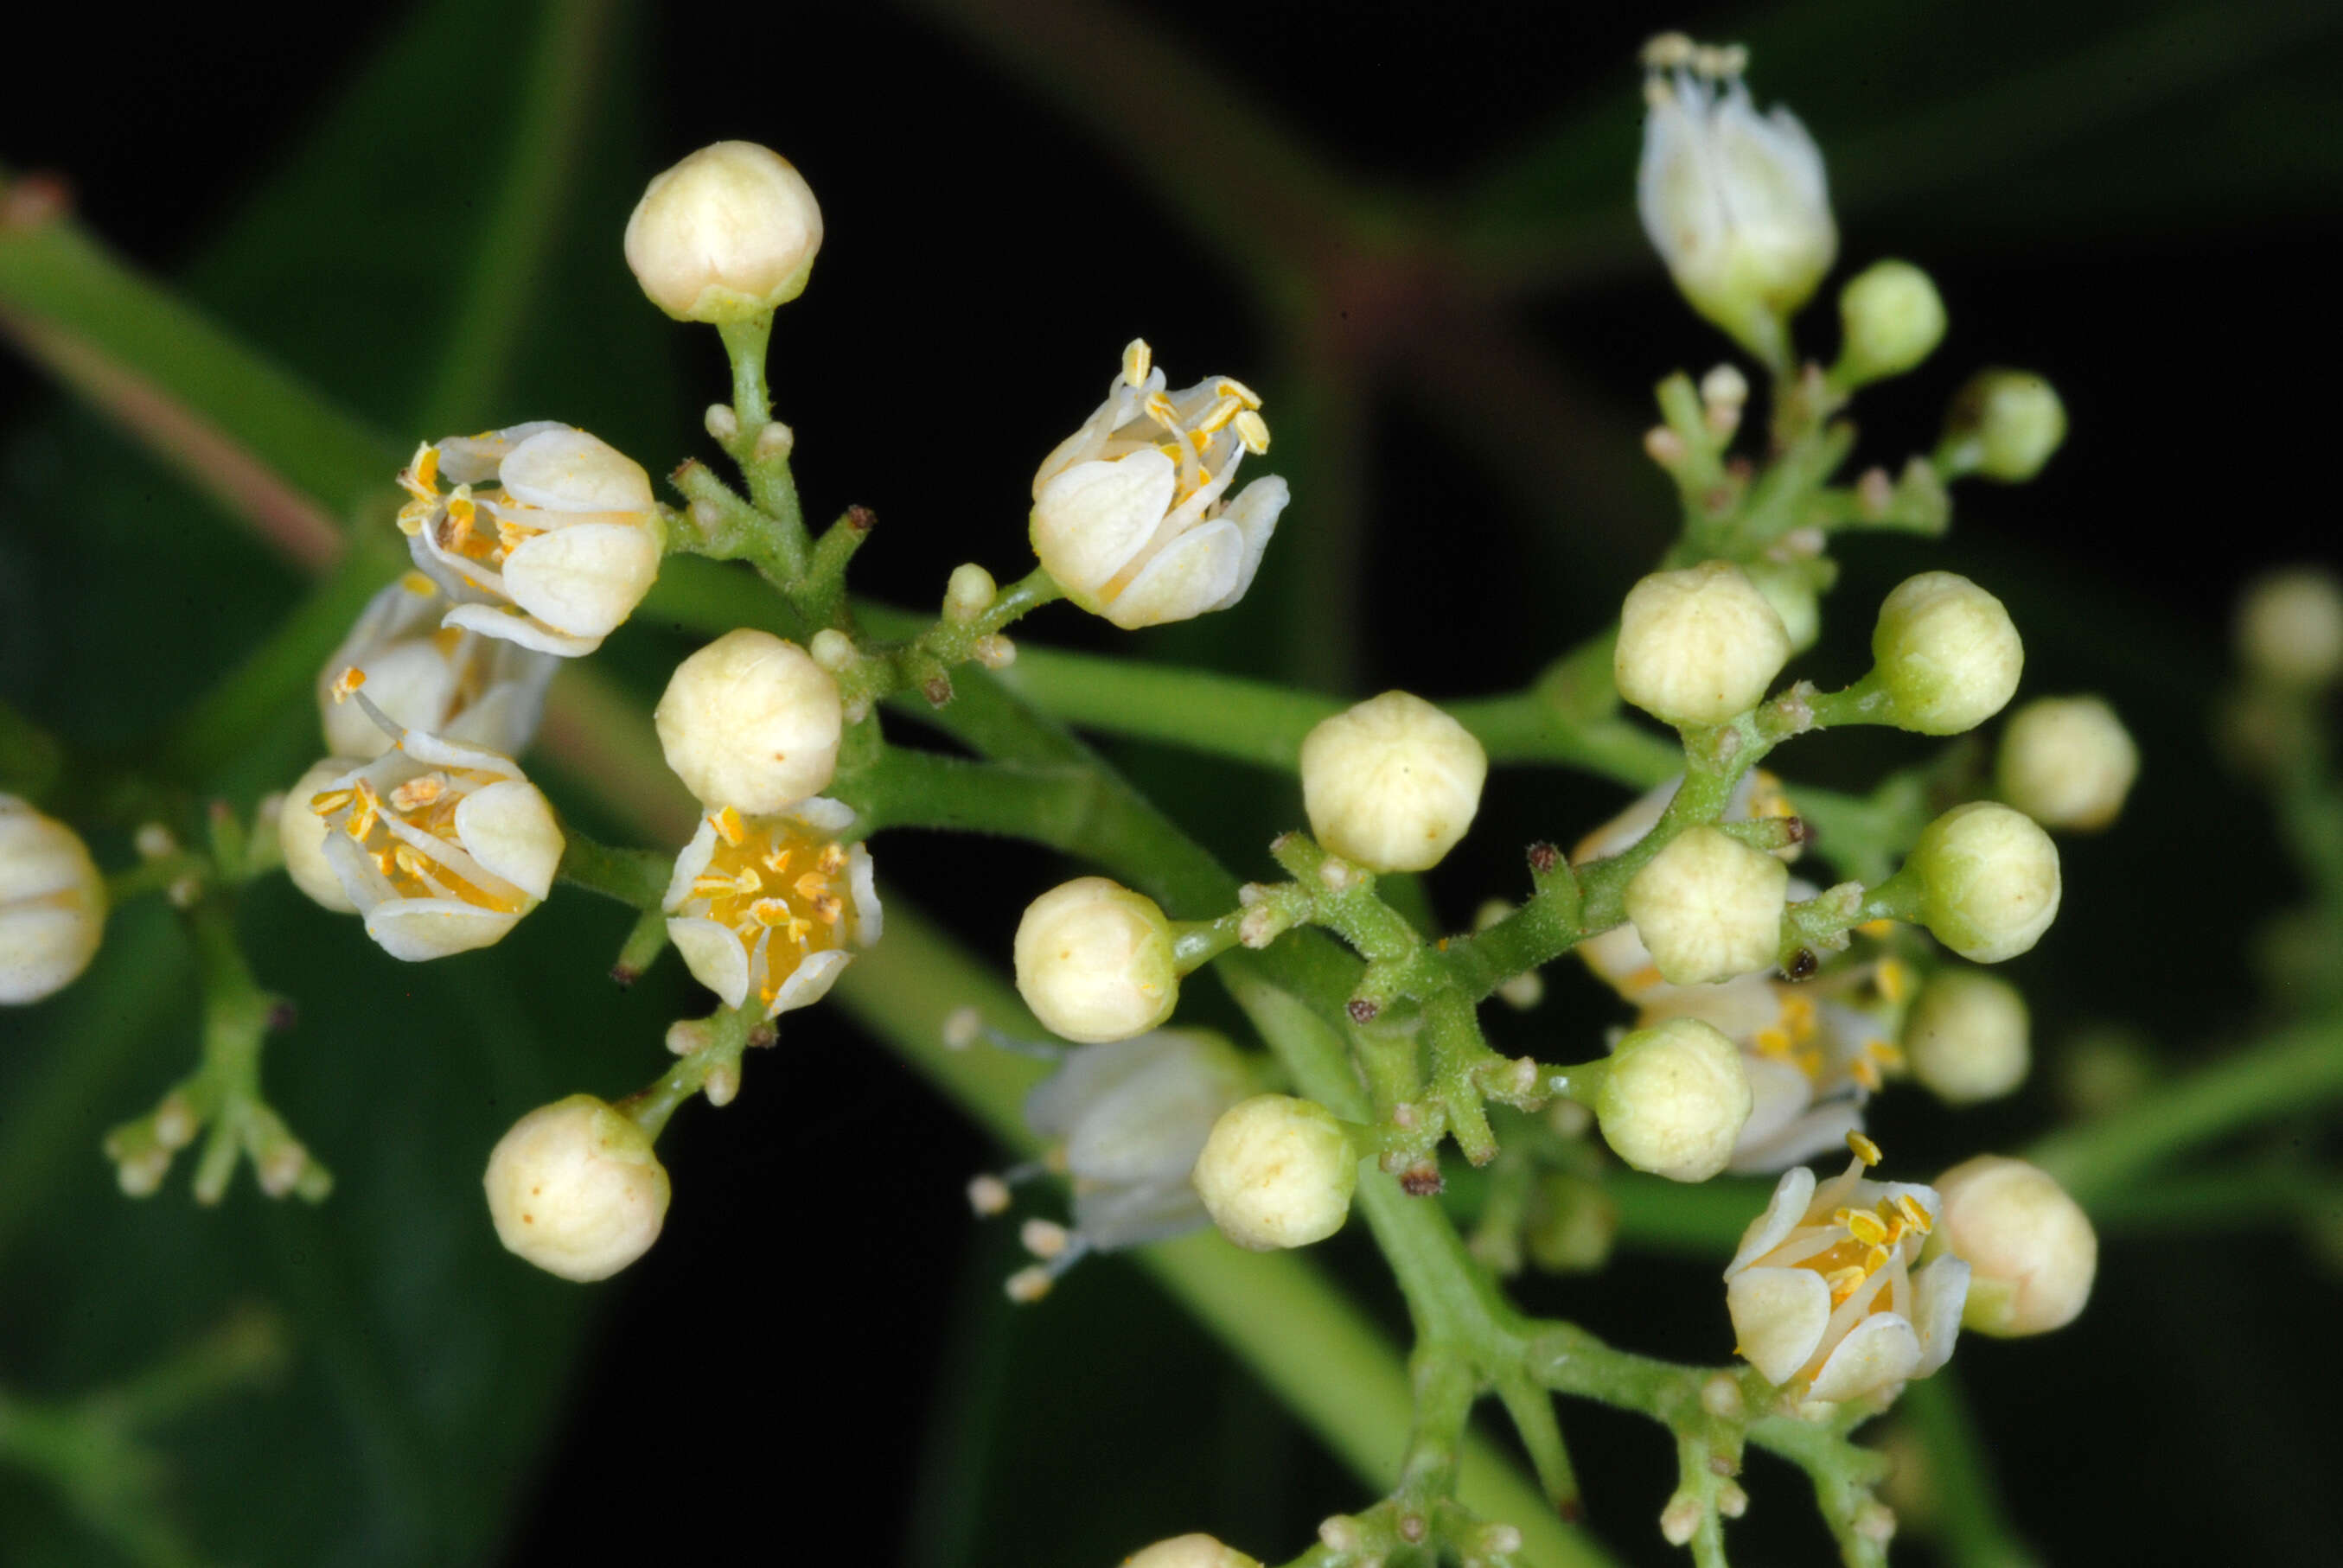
[309,788,354,816]
[712,806,745,846]
[399,570,438,596]
[1845,1209,1888,1247]
[388,774,445,812]
[1216,376,1263,410]
[1847,1131,1882,1166]
[1234,409,1270,455]
[793,871,831,903]
[1121,339,1152,388]
[329,666,367,704]
[1874,959,1913,1004]
[1143,391,1180,431]
[1195,395,1243,436]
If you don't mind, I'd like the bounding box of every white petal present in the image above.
[394,727,520,778]
[498,429,654,513]
[1103,519,1242,629]
[1807,1310,1921,1403]
[1727,1266,1832,1386]
[0,906,100,1004]
[1729,1099,1865,1175]
[1206,475,1288,611]
[501,520,660,641]
[786,795,857,836]
[327,640,462,758]
[321,829,396,913]
[1031,451,1177,600]
[442,602,599,658]
[1727,1163,1816,1277]
[846,843,881,946]
[365,899,520,961]
[663,818,720,911]
[453,780,562,900]
[769,947,852,1017]
[436,422,568,486]
[668,915,750,1008]
[1909,1255,1970,1377]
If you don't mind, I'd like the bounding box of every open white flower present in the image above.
[306,723,564,961]
[1725,1139,1968,1403]
[1031,340,1288,630]
[662,800,880,1019]
[0,794,106,1004]
[318,570,559,760]
[398,423,663,657]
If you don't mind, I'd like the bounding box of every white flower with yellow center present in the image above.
[317,571,560,760]
[304,717,564,961]
[1725,1135,1968,1403]
[0,794,106,1004]
[397,423,664,657]
[662,800,880,1019]
[1030,340,1288,630]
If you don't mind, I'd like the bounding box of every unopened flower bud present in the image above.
[1932,1156,2096,1336]
[623,141,822,322]
[1596,1017,1753,1182]
[0,794,106,1004]
[278,759,363,914]
[483,1094,671,1282]
[1996,696,2137,831]
[1906,803,2061,963]
[1871,571,2023,736]
[1615,561,1792,725]
[1625,825,1789,986]
[654,629,843,814]
[1120,1533,1261,1568]
[1192,1094,1357,1251]
[944,563,997,624]
[1835,259,1945,386]
[2236,567,2343,688]
[1299,692,1487,873]
[1903,969,2028,1105]
[1943,369,2066,482]
[1014,877,1179,1042]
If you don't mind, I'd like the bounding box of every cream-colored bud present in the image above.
[1013,877,1179,1043]
[1615,561,1792,725]
[1872,572,2023,736]
[1298,692,1487,873]
[943,563,998,624]
[654,629,842,814]
[1903,969,2028,1105]
[623,142,822,322]
[1907,803,2061,963]
[0,794,106,1004]
[1835,260,1945,386]
[1944,369,2066,482]
[2236,568,2343,688]
[1120,1533,1261,1568]
[278,759,362,914]
[1933,1156,2096,1336]
[1996,696,2138,831]
[1191,1094,1357,1251]
[1595,1017,1753,1182]
[483,1094,671,1282]
[1625,826,1789,985]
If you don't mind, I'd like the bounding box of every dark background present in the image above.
[3,3,2340,1565]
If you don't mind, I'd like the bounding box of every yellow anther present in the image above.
[1824,1265,1867,1305]
[794,871,831,903]
[1143,390,1181,430]
[1862,1243,1891,1275]
[784,915,814,947]
[329,666,367,704]
[1845,1209,1889,1247]
[309,787,354,816]
[1875,959,1913,1004]
[388,774,445,812]
[811,893,843,926]
[373,847,399,876]
[762,846,792,875]
[1856,918,1895,938]
[1896,1194,1932,1232]
[816,844,846,876]
[1867,1038,1905,1068]
[1234,409,1271,456]
[1195,395,1244,436]
[1215,376,1263,410]
[1121,339,1152,388]
[346,780,383,840]
[1780,992,1817,1036]
[1753,1028,1791,1058]
[1851,1055,1883,1092]
[712,806,746,847]
[393,843,433,879]
[399,570,438,596]
[748,897,792,927]
[1847,1130,1883,1167]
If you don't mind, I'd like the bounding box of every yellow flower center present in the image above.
[310,769,527,913]
[688,806,857,1005]
[394,443,546,578]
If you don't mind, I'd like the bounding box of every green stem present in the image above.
[616,1001,763,1139]
[553,827,670,909]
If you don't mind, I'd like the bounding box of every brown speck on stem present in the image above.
[747,1023,778,1049]
[610,965,639,988]
[1348,998,1378,1023]
[845,504,876,533]
[1527,842,1561,876]
[1399,1163,1445,1197]
[923,674,954,707]
[1784,947,1819,981]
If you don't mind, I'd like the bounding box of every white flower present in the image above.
[1902,968,2029,1106]
[1906,802,2061,963]
[2236,567,2343,688]
[1191,1093,1357,1252]
[1931,1156,2097,1337]
[397,423,664,657]
[1030,340,1287,630]
[1013,876,1180,1043]
[1594,1017,1753,1182]
[654,628,842,814]
[483,1094,671,1282]
[662,800,880,1019]
[1623,824,1789,985]
[0,794,105,1004]
[623,141,822,323]
[1299,691,1487,872]
[1725,1143,1968,1402]
[1614,561,1792,726]
[318,570,559,760]
[1638,36,1835,367]
[1871,572,2024,736]
[1995,696,2138,832]
[304,722,564,961]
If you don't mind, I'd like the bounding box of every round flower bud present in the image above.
[1902,969,2029,1105]
[1122,1535,1261,1568]
[1014,877,1179,1043]
[1836,259,1945,386]
[1996,696,2138,832]
[654,629,843,814]
[1614,561,1793,725]
[1191,1094,1357,1251]
[1871,571,2023,736]
[1624,825,1789,985]
[1594,1017,1754,1182]
[2236,568,2343,688]
[0,794,106,1004]
[1932,1156,2096,1336]
[483,1094,671,1282]
[623,142,822,322]
[1944,369,2066,483]
[1299,692,1487,872]
[278,759,362,914]
[1906,803,2061,963]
